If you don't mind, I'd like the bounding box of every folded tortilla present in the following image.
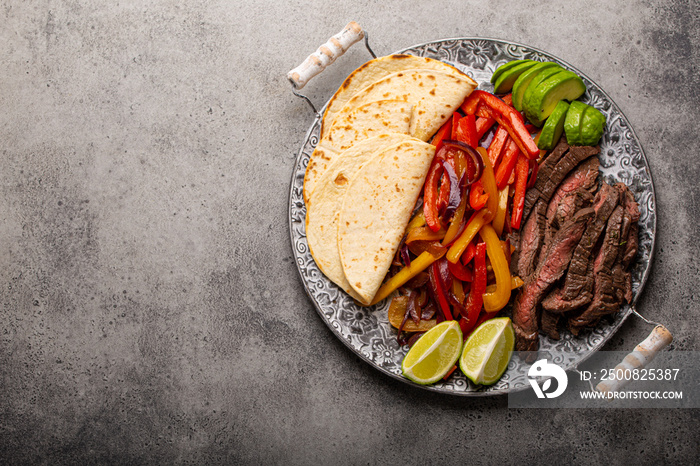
[306,133,418,302]
[303,56,476,204]
[320,54,475,140]
[338,139,436,305]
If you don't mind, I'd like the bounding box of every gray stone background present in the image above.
[1,0,698,464]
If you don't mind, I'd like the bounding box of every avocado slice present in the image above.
[490,59,534,85]
[579,105,606,146]
[493,61,538,94]
[521,66,565,119]
[512,62,560,111]
[524,70,586,126]
[564,101,587,146]
[538,100,570,150]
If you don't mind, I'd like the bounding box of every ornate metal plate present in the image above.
[288,38,656,395]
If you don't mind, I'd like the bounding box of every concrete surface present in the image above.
[1,0,698,464]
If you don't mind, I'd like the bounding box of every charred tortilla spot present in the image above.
[334,173,348,186]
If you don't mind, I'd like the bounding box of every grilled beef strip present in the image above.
[545,157,600,223]
[618,183,640,269]
[538,146,600,206]
[516,200,547,278]
[513,208,594,353]
[523,137,570,219]
[541,182,620,313]
[540,308,561,340]
[569,205,625,334]
[544,188,594,248]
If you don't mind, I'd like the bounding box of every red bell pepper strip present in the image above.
[448,258,473,282]
[450,112,462,139]
[429,262,452,321]
[462,242,487,334]
[487,126,509,167]
[443,364,458,380]
[469,180,489,210]
[431,117,453,152]
[526,158,540,189]
[511,154,529,230]
[423,159,443,232]
[475,116,496,140]
[470,90,540,159]
[453,113,478,148]
[502,94,513,106]
[461,241,477,266]
[495,139,520,190]
[437,156,455,214]
[460,92,481,115]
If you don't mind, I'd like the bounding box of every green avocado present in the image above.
[512,62,560,111]
[521,65,565,119]
[490,59,534,85]
[579,105,606,146]
[564,101,587,146]
[493,60,538,94]
[524,70,586,126]
[538,100,570,150]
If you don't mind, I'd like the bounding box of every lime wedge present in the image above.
[401,320,463,385]
[459,317,514,385]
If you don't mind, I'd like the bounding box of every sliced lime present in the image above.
[401,320,463,385]
[459,317,514,386]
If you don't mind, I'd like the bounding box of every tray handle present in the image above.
[595,324,673,393]
[287,21,365,90]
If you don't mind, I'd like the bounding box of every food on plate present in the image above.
[304,55,477,202]
[306,133,418,301]
[338,138,435,305]
[321,54,475,140]
[301,51,640,387]
[523,70,585,126]
[325,100,413,152]
[537,100,569,150]
[459,317,514,385]
[401,320,463,385]
[510,138,639,353]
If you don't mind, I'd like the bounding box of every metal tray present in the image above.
[288,38,656,395]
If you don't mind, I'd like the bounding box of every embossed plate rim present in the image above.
[288,37,656,396]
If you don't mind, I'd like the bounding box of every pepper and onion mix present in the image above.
[375,91,539,345]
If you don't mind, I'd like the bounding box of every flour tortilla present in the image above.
[306,133,419,302]
[325,100,413,152]
[304,66,474,203]
[304,100,413,202]
[338,139,436,305]
[331,69,474,141]
[320,54,475,140]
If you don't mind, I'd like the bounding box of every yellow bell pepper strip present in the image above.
[371,247,446,305]
[406,210,426,232]
[492,187,510,236]
[405,225,446,244]
[485,275,524,293]
[476,147,499,222]
[441,194,468,246]
[451,277,466,304]
[446,209,487,263]
[479,224,512,312]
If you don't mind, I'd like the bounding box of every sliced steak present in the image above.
[539,146,600,205]
[513,208,594,353]
[523,137,570,218]
[540,310,561,340]
[542,183,620,313]
[569,205,625,334]
[516,200,547,278]
[618,183,640,268]
[544,188,594,248]
[545,157,600,222]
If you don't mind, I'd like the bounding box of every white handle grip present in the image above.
[287,21,365,90]
[595,325,673,393]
